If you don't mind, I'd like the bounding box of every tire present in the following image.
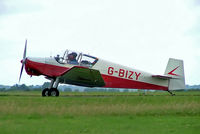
[42,88,49,97]
[48,88,59,97]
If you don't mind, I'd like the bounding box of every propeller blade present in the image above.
[19,63,24,83]
[19,39,27,83]
[23,39,27,60]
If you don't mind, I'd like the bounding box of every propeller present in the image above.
[19,39,27,83]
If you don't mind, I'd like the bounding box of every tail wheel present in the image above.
[48,88,59,97]
[42,88,49,97]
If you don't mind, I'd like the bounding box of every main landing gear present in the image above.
[42,78,60,97]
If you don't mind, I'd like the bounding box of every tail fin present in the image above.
[164,58,185,90]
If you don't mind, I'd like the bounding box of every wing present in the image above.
[59,66,105,87]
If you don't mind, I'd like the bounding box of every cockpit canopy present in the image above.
[54,50,98,67]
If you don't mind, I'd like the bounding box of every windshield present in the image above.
[54,50,98,67]
[80,54,98,67]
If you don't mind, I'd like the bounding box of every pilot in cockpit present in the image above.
[68,52,78,65]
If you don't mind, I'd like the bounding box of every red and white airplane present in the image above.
[19,40,185,96]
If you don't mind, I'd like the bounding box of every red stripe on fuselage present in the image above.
[25,59,69,77]
[102,74,168,91]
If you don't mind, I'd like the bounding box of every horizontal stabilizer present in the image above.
[152,75,172,80]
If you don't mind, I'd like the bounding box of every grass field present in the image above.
[0,91,200,134]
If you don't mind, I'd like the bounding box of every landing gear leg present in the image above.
[42,78,60,97]
[48,78,60,97]
[167,90,175,96]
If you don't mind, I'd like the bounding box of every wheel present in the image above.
[48,88,59,97]
[42,88,49,97]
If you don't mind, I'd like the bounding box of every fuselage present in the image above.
[24,55,169,91]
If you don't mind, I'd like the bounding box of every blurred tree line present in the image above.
[0,83,198,92]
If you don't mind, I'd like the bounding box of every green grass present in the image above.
[0,91,200,134]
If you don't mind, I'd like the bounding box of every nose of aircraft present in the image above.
[24,57,46,76]
[25,57,68,77]
[19,39,61,82]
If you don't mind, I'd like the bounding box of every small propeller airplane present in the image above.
[19,40,185,96]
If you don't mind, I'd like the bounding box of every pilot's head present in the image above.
[71,52,77,58]
[68,52,77,60]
